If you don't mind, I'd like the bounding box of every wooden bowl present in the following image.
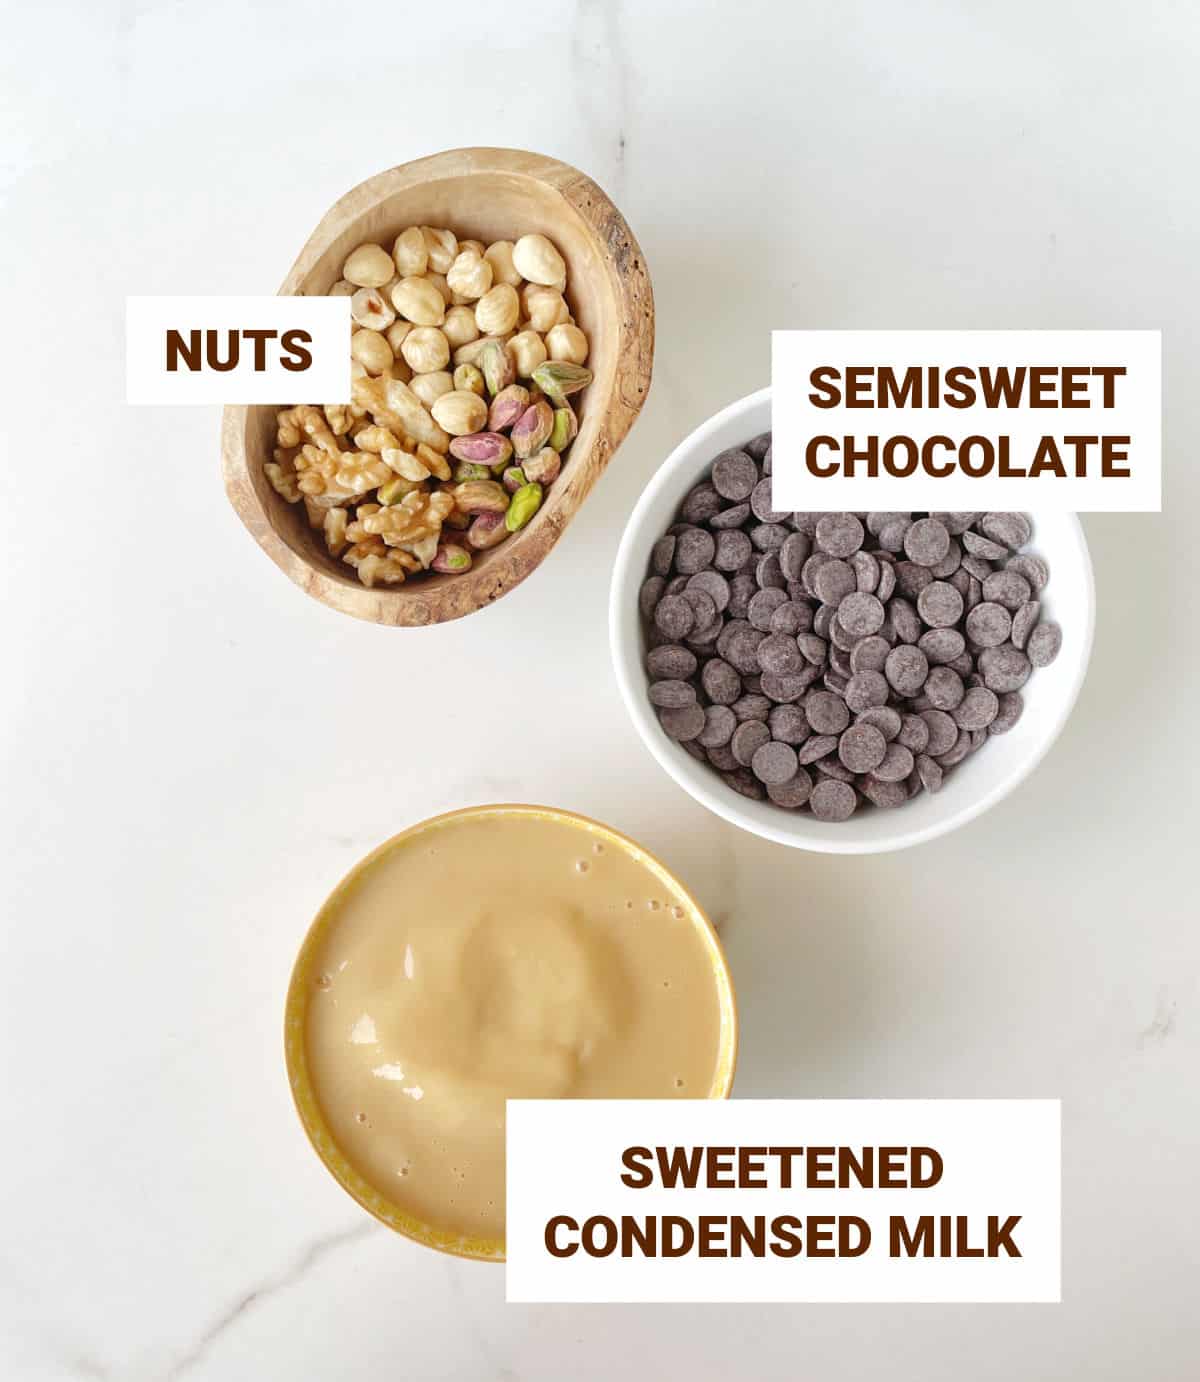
[221,147,654,626]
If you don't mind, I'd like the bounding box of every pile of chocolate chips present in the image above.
[639,432,1062,820]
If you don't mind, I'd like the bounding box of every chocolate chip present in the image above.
[885,644,929,696]
[979,512,1032,550]
[767,768,814,808]
[904,517,951,567]
[962,530,1008,561]
[953,686,999,730]
[674,526,716,574]
[925,666,965,710]
[850,635,891,674]
[757,632,804,676]
[779,532,812,581]
[988,691,1024,734]
[711,449,758,501]
[651,535,676,576]
[916,580,964,629]
[654,593,693,639]
[1027,621,1062,668]
[982,569,1032,611]
[838,591,886,637]
[723,767,766,799]
[978,643,1032,692]
[649,679,697,708]
[873,742,914,782]
[898,713,930,753]
[813,559,857,606]
[756,551,786,589]
[770,600,814,636]
[732,692,771,722]
[748,587,789,631]
[844,670,889,713]
[805,689,850,735]
[798,734,839,765]
[731,719,771,766]
[769,703,810,744]
[916,753,944,792]
[701,657,742,705]
[838,722,887,773]
[698,704,737,747]
[710,502,751,531]
[918,627,965,664]
[810,778,857,821]
[1010,600,1039,651]
[920,708,959,755]
[856,705,902,741]
[646,644,697,680]
[752,740,799,785]
[750,477,789,523]
[816,512,865,558]
[659,703,705,741]
[640,576,665,619]
[964,601,1012,648]
[713,528,752,571]
[681,484,724,524]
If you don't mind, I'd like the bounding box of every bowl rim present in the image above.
[222,146,654,627]
[284,802,739,1262]
[609,384,1096,854]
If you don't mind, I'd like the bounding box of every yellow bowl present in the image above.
[284,803,738,1262]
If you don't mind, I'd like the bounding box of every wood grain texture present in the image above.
[222,148,655,626]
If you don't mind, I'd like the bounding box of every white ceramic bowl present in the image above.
[609,386,1095,853]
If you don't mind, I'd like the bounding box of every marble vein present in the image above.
[161,1221,375,1380]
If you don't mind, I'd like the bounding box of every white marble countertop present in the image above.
[3,1,1198,1377]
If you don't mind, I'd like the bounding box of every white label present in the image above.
[125,295,351,404]
[770,330,1160,511]
[506,1099,1060,1303]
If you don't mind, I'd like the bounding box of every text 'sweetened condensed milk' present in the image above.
[286,805,737,1260]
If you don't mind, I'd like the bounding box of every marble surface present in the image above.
[2,1,1198,1377]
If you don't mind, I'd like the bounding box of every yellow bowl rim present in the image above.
[284,802,739,1263]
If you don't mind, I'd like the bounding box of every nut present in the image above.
[484,240,522,287]
[324,507,349,556]
[350,287,395,331]
[488,384,530,431]
[446,249,493,301]
[424,271,452,306]
[432,542,473,574]
[350,329,394,374]
[400,325,450,374]
[512,233,566,286]
[382,447,432,482]
[409,370,454,407]
[343,243,396,288]
[329,279,356,297]
[442,305,479,350]
[467,511,510,549]
[385,320,413,355]
[478,339,515,396]
[505,481,544,531]
[508,329,548,379]
[523,286,569,332]
[548,403,578,451]
[390,277,445,327]
[378,474,421,503]
[448,431,513,466]
[546,322,589,365]
[431,389,488,436]
[453,479,510,515]
[475,283,520,337]
[391,226,428,277]
[384,378,451,452]
[511,400,554,458]
[454,362,486,396]
[453,461,492,483]
[421,226,458,274]
[531,361,592,406]
[501,465,527,494]
[522,446,561,486]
